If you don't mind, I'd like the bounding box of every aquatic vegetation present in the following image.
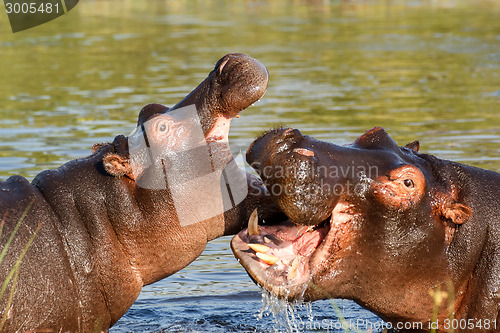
[0,203,42,331]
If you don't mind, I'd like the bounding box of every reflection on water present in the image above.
[0,0,499,332]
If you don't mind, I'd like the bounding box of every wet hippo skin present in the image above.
[0,53,283,332]
[232,127,499,332]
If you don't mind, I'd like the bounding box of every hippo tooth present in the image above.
[248,243,270,253]
[248,208,260,235]
[287,256,301,281]
[256,252,280,265]
[307,226,316,232]
[263,236,271,244]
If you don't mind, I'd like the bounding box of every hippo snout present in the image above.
[215,53,269,118]
[246,128,304,166]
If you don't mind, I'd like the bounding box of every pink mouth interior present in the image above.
[206,114,232,143]
[232,219,330,288]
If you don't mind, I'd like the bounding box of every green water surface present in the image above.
[0,1,499,332]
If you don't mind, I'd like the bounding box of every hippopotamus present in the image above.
[232,127,500,332]
[0,53,282,332]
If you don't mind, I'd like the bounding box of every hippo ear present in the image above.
[92,142,108,154]
[405,140,420,152]
[103,153,133,178]
[354,127,400,151]
[441,201,472,225]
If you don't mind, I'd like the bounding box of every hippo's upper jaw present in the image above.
[232,127,500,330]
[171,53,269,142]
[134,53,268,146]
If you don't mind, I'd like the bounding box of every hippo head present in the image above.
[101,53,269,179]
[232,127,473,323]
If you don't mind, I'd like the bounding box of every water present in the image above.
[112,237,380,333]
[0,0,499,332]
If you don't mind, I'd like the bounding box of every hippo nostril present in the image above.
[293,148,314,157]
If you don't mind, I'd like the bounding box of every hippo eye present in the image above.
[403,179,414,188]
[159,123,167,132]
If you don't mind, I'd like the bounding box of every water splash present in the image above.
[257,290,316,333]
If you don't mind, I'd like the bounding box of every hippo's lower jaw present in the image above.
[205,114,234,143]
[231,199,357,301]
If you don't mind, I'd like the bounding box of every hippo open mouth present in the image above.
[232,200,359,300]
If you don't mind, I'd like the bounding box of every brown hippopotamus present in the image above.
[0,53,282,332]
[232,127,499,332]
